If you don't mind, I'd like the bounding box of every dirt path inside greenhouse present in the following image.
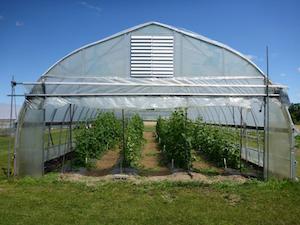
[139,131,171,176]
[85,148,121,176]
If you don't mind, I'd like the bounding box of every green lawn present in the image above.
[0,136,14,178]
[0,129,300,224]
[0,175,300,225]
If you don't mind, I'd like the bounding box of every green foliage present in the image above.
[191,120,240,169]
[295,135,300,149]
[124,114,144,167]
[289,103,300,124]
[156,110,240,170]
[156,109,193,169]
[74,112,121,166]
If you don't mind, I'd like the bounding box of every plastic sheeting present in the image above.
[266,99,295,178]
[15,22,295,179]
[15,106,45,176]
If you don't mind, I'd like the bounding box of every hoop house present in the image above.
[13,22,296,179]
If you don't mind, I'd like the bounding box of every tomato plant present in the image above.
[191,119,240,168]
[157,109,240,170]
[124,114,144,168]
[156,109,193,169]
[74,112,121,166]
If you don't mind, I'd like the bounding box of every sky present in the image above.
[0,0,299,106]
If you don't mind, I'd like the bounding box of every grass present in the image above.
[0,136,14,178]
[0,174,300,225]
[0,126,300,224]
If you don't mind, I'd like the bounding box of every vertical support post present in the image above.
[41,82,46,175]
[62,104,72,173]
[239,107,243,171]
[184,107,190,171]
[7,77,16,177]
[245,123,248,162]
[69,104,73,152]
[59,106,70,172]
[264,46,270,180]
[121,109,125,173]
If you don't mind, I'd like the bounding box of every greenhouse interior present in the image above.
[8,21,296,180]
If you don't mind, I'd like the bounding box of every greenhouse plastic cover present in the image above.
[15,21,295,179]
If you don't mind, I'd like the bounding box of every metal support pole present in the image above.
[62,104,72,173]
[69,104,73,151]
[121,109,125,173]
[249,108,261,166]
[7,77,16,177]
[59,106,70,165]
[77,107,85,123]
[264,46,270,180]
[184,107,190,172]
[239,108,243,171]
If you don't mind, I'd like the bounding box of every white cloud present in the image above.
[79,1,101,14]
[280,73,287,77]
[16,21,24,26]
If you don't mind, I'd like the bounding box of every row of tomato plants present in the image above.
[123,114,144,167]
[74,112,122,166]
[156,109,240,169]
[74,112,144,168]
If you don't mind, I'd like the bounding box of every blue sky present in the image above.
[0,0,299,105]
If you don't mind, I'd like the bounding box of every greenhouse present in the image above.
[10,21,296,179]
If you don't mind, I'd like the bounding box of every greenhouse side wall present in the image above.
[266,99,295,179]
[16,106,45,176]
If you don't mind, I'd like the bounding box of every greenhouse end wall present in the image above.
[13,22,296,179]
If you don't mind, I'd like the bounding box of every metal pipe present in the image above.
[121,109,125,173]
[264,46,270,180]
[10,93,280,97]
[16,81,285,88]
[249,108,261,166]
[239,108,243,171]
[76,107,86,123]
[7,77,15,177]
[58,106,70,160]
[21,75,268,80]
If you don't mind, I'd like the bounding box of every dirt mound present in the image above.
[60,172,247,185]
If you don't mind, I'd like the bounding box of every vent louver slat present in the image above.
[130,36,174,78]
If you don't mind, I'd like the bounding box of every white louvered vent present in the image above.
[130,36,174,77]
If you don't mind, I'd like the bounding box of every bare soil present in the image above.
[143,121,157,127]
[139,131,171,176]
[85,149,121,176]
[192,153,224,174]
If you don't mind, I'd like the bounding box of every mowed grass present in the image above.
[0,136,14,178]
[0,175,300,225]
[0,126,299,225]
